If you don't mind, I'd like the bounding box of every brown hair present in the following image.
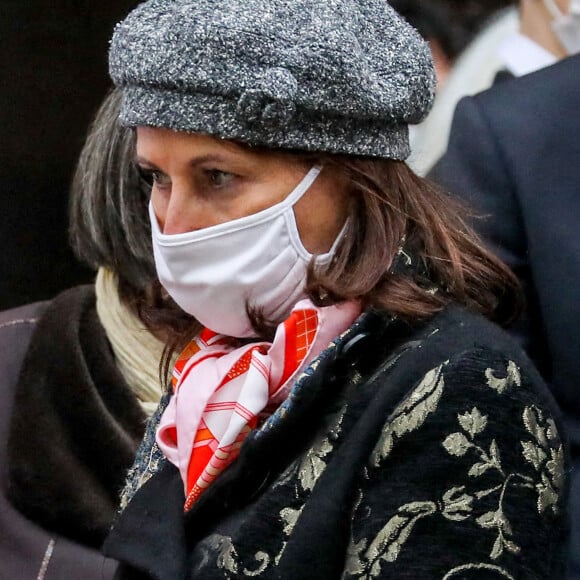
[69,89,158,314]
[139,154,521,386]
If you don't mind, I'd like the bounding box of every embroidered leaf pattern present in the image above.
[476,510,498,529]
[467,440,502,478]
[298,439,332,492]
[343,538,368,576]
[469,462,493,477]
[489,439,500,462]
[458,407,488,438]
[491,537,504,560]
[275,403,348,493]
[546,418,559,443]
[485,361,521,394]
[366,502,437,574]
[295,402,350,492]
[476,496,520,561]
[547,446,565,487]
[441,486,473,521]
[492,535,520,559]
[280,506,303,536]
[471,471,522,560]
[523,406,548,447]
[439,389,524,562]
[537,473,560,514]
[203,534,239,574]
[521,405,565,514]
[521,440,547,470]
[273,433,333,491]
[477,508,512,536]
[443,407,504,479]
[372,363,446,467]
[349,359,563,575]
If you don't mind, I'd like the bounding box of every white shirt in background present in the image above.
[497,32,558,77]
[407,9,558,176]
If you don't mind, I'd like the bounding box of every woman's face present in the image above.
[136,127,350,254]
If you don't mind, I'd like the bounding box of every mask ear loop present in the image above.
[544,0,564,19]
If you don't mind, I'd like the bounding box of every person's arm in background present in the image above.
[428,95,538,357]
[429,95,525,273]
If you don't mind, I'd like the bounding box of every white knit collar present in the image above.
[95,268,164,416]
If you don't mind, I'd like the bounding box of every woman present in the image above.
[103,1,569,578]
[1,89,173,579]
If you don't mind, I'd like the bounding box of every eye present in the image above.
[205,169,234,188]
[137,166,171,189]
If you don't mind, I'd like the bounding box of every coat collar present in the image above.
[103,308,426,578]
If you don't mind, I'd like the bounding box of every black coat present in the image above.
[104,306,569,579]
[0,287,145,579]
[429,54,580,577]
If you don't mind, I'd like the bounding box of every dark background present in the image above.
[0,1,139,310]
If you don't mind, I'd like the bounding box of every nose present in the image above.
[153,185,212,235]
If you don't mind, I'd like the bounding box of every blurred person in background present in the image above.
[0,89,179,579]
[501,0,580,75]
[430,53,580,578]
[389,0,516,88]
[0,0,139,310]
[390,0,518,174]
[395,0,579,174]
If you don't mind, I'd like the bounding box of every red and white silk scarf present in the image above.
[156,298,360,511]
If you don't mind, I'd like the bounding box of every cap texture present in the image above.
[109,0,436,159]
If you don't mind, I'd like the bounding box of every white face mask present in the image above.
[150,166,342,338]
[544,0,580,54]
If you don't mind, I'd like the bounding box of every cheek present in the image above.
[232,186,285,219]
[294,183,349,255]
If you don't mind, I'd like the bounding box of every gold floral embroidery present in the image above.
[442,405,523,561]
[458,406,487,438]
[270,506,306,567]
[442,408,503,478]
[521,405,565,515]
[485,361,521,394]
[201,405,348,576]
[441,486,474,521]
[194,360,562,579]
[344,360,563,578]
[243,552,270,576]
[299,438,334,492]
[280,506,304,536]
[203,534,239,574]
[365,501,437,572]
[274,403,348,494]
[476,482,521,561]
[442,563,516,579]
[371,362,446,467]
[198,534,272,577]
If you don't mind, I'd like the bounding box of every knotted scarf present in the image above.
[156,299,360,510]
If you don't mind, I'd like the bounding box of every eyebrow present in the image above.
[135,153,243,169]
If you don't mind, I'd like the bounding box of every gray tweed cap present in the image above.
[109,0,436,160]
